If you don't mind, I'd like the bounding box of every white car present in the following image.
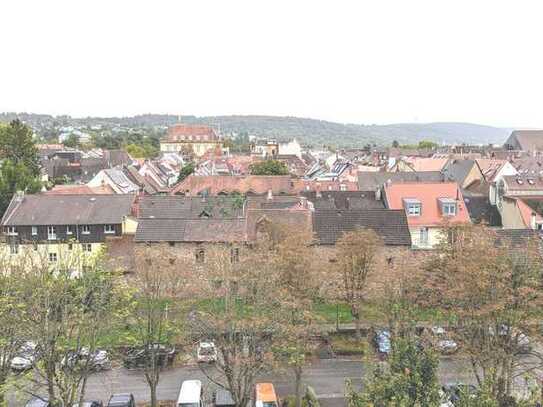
[11,342,37,371]
[197,341,217,363]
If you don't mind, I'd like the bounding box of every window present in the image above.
[104,224,115,234]
[442,203,456,216]
[31,226,38,236]
[340,184,347,191]
[81,225,90,235]
[404,199,421,216]
[82,244,92,252]
[407,203,421,216]
[48,252,57,263]
[9,244,18,255]
[195,248,205,263]
[66,226,73,235]
[6,226,17,236]
[68,243,73,251]
[47,226,56,240]
[230,247,240,263]
[419,228,429,246]
[439,198,457,216]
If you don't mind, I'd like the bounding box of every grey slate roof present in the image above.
[135,218,247,242]
[312,209,412,246]
[135,195,247,242]
[1,194,135,226]
[301,191,385,210]
[358,171,445,191]
[139,196,245,219]
[442,159,476,185]
[505,130,543,152]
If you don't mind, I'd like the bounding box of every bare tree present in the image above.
[188,240,282,407]
[13,245,121,407]
[335,228,383,340]
[414,224,543,403]
[128,245,195,407]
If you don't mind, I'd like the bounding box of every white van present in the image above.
[177,380,203,407]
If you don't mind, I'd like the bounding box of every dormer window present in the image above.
[403,199,422,216]
[439,198,457,216]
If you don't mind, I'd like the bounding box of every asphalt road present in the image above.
[6,355,479,407]
[76,355,474,407]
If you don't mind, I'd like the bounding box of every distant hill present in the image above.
[0,113,513,147]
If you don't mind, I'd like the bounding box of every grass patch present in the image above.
[313,301,386,324]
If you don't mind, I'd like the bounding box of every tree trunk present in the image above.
[150,381,158,407]
[0,375,6,406]
[294,365,303,407]
[352,303,361,341]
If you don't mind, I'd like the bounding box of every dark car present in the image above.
[73,401,104,407]
[123,344,176,369]
[25,397,50,407]
[442,384,477,405]
[107,394,135,407]
[214,389,235,407]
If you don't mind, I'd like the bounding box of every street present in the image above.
[7,356,475,407]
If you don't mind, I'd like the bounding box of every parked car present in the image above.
[214,389,235,407]
[255,383,279,407]
[24,397,49,407]
[73,401,104,407]
[63,348,111,371]
[428,326,459,355]
[177,380,203,407]
[373,329,391,356]
[197,341,217,363]
[123,344,176,369]
[11,341,37,371]
[107,394,135,407]
[442,384,477,405]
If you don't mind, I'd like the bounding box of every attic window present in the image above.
[199,210,211,218]
[517,178,524,185]
[528,178,535,185]
[403,198,421,216]
[439,198,457,216]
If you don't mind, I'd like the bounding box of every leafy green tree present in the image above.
[177,162,195,183]
[417,140,439,149]
[125,143,147,158]
[63,134,79,148]
[0,120,40,176]
[249,160,289,175]
[347,338,441,407]
[0,160,41,215]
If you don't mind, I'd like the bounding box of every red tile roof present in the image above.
[165,124,219,143]
[384,182,471,227]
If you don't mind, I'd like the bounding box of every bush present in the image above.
[282,387,320,407]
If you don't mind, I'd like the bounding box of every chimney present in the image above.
[267,189,273,201]
[531,212,537,230]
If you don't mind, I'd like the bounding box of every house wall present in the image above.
[0,241,103,270]
[5,224,123,243]
[409,227,444,249]
[160,142,223,157]
[462,163,484,189]
[123,217,139,235]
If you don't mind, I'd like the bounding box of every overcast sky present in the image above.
[1,0,542,128]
